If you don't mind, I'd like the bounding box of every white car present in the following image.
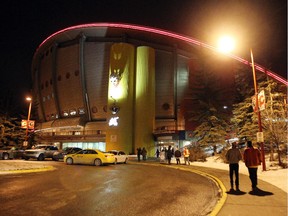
[107,150,129,164]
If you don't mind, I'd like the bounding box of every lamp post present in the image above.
[25,97,32,141]
[250,49,266,171]
[217,37,266,171]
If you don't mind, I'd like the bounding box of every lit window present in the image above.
[63,111,69,116]
[70,109,77,116]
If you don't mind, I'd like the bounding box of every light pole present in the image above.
[25,96,32,141]
[250,49,266,171]
[217,37,266,171]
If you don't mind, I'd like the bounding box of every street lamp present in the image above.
[25,96,32,141]
[217,37,266,171]
[250,49,266,171]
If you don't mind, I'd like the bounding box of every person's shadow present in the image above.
[248,187,274,196]
[226,189,246,195]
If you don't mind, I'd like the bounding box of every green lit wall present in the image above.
[106,43,135,154]
[134,46,155,156]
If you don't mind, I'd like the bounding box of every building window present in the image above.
[62,110,69,117]
[103,105,107,113]
[75,70,79,76]
[91,106,98,113]
[162,103,170,110]
[70,109,77,116]
[66,72,70,79]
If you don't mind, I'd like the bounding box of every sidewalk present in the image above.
[134,157,288,216]
[0,159,287,216]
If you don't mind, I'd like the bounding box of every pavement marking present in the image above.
[132,162,227,216]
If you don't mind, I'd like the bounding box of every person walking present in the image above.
[243,141,262,191]
[225,142,242,191]
[142,147,147,161]
[137,148,142,162]
[166,145,173,165]
[155,149,160,158]
[174,148,181,165]
[183,147,190,165]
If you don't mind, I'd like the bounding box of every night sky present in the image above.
[1,0,287,112]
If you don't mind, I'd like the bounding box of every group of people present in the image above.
[225,140,262,192]
[137,147,147,161]
[156,146,191,165]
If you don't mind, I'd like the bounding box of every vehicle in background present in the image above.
[23,144,59,161]
[107,150,129,164]
[52,147,82,161]
[202,146,214,157]
[64,149,115,166]
[0,146,25,160]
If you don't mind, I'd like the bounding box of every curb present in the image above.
[131,161,227,215]
[0,166,56,175]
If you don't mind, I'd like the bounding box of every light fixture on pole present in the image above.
[250,49,266,171]
[25,96,32,141]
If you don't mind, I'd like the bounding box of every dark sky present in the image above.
[1,0,287,111]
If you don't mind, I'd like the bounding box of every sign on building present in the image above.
[21,120,35,129]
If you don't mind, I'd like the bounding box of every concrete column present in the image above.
[134,46,155,156]
[106,43,135,154]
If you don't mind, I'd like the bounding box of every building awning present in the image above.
[36,117,86,130]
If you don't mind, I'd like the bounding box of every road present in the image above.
[0,161,219,216]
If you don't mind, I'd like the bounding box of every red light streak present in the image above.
[37,23,287,86]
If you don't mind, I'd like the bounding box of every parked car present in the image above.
[202,146,214,157]
[52,147,82,161]
[107,150,129,164]
[0,146,25,160]
[23,144,59,161]
[64,149,115,166]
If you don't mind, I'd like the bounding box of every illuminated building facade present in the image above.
[31,23,286,155]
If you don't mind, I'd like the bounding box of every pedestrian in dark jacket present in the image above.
[166,145,173,165]
[243,141,262,191]
[174,148,181,165]
[137,148,142,162]
[142,147,147,161]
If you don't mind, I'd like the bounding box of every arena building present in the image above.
[31,23,286,156]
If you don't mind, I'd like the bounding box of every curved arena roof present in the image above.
[35,23,287,86]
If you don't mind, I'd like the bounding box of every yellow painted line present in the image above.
[0,166,56,175]
[132,162,227,216]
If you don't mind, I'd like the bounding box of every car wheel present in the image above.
[37,154,45,161]
[3,153,9,160]
[114,159,117,164]
[94,158,102,166]
[66,157,73,165]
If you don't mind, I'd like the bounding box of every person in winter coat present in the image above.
[174,148,182,165]
[243,141,262,191]
[183,147,190,165]
[137,148,142,162]
[142,147,147,161]
[225,142,242,191]
[166,146,173,165]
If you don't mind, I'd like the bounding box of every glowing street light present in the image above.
[218,36,266,171]
[25,96,32,141]
[217,36,235,53]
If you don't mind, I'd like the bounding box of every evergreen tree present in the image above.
[187,56,232,152]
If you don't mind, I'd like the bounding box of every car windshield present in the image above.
[34,146,47,149]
